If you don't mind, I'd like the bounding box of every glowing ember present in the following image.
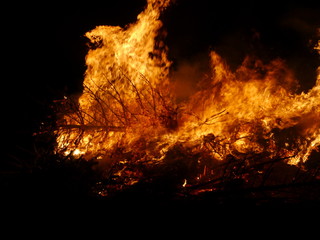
[55,0,320,177]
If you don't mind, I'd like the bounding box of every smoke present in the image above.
[164,1,320,92]
[170,54,210,103]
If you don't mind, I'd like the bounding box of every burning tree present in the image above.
[51,0,320,203]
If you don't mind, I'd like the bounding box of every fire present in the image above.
[55,0,320,176]
[56,0,174,159]
[183,52,320,164]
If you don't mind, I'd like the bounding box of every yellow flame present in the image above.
[56,1,320,167]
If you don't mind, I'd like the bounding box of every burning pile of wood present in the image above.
[47,91,320,206]
[93,139,320,205]
[43,0,320,206]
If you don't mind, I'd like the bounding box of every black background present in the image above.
[2,0,320,169]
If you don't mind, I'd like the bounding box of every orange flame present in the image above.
[56,0,173,158]
[183,52,320,164]
[56,0,320,167]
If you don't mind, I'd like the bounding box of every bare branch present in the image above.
[57,124,125,132]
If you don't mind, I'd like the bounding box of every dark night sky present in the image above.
[2,0,320,163]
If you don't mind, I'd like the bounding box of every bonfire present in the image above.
[48,0,320,204]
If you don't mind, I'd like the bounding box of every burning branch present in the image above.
[57,124,124,132]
